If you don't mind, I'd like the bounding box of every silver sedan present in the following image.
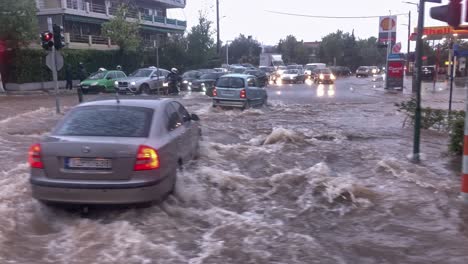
[28,98,201,205]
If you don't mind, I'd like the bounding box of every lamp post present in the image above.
[226,40,232,65]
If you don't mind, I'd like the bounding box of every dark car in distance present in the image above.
[421,66,436,81]
[313,68,336,84]
[190,72,227,96]
[181,70,202,91]
[244,70,269,87]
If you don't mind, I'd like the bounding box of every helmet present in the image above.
[171,68,178,74]
[116,65,122,70]
[98,67,106,72]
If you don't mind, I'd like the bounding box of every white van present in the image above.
[304,63,327,76]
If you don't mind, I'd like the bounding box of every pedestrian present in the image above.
[65,64,73,90]
[77,62,88,103]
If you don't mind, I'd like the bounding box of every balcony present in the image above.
[153,0,186,8]
[36,0,187,32]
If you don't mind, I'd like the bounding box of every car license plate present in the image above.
[66,158,112,169]
[82,86,89,89]
[222,91,234,95]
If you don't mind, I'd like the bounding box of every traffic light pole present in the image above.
[47,17,61,114]
[413,0,425,162]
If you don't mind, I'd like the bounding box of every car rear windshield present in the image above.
[216,77,245,88]
[319,69,332,74]
[200,73,218,79]
[54,106,153,137]
[358,67,368,70]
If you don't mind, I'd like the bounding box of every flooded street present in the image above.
[1,78,468,263]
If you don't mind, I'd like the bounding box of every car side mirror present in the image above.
[191,113,200,121]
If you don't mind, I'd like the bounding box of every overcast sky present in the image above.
[169,0,450,52]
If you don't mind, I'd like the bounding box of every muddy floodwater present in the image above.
[1,85,468,263]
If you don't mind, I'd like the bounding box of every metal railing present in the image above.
[66,0,86,10]
[92,35,108,45]
[69,34,89,44]
[90,3,106,14]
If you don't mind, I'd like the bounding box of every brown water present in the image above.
[0,91,467,264]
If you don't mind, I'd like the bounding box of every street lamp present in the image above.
[226,40,233,65]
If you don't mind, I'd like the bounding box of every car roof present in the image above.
[220,73,254,79]
[78,98,170,110]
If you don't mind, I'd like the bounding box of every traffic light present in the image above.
[53,24,65,50]
[430,0,461,28]
[41,31,54,50]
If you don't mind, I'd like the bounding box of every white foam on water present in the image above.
[263,127,305,145]
[376,157,454,191]
[0,107,54,126]
[267,163,372,216]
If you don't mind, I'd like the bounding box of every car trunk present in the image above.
[216,86,243,99]
[41,136,146,181]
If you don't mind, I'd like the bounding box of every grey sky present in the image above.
[175,0,449,52]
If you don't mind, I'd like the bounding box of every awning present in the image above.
[64,15,106,25]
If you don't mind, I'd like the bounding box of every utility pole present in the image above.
[413,0,425,162]
[385,11,392,90]
[407,10,411,76]
[216,0,220,54]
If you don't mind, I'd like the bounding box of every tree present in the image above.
[222,34,262,65]
[277,35,308,64]
[186,13,216,68]
[101,4,140,52]
[0,0,38,49]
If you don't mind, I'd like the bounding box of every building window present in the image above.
[155,8,163,17]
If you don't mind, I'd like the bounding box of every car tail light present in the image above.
[213,87,217,97]
[134,145,160,171]
[28,143,44,168]
[240,89,246,98]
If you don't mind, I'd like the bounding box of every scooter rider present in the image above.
[166,68,182,95]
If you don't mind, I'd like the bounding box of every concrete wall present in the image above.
[5,80,81,91]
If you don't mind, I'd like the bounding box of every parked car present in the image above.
[421,66,436,81]
[356,66,371,77]
[230,66,247,74]
[280,69,306,84]
[80,70,126,94]
[313,68,336,84]
[212,74,267,109]
[28,98,201,205]
[244,69,269,87]
[116,67,170,94]
[181,70,202,91]
[330,66,352,77]
[190,72,227,96]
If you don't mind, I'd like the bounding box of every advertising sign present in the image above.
[379,16,397,47]
[387,60,405,89]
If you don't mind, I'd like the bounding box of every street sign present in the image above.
[46,51,64,71]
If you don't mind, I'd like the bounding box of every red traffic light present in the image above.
[44,32,53,41]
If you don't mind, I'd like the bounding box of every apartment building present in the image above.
[35,0,187,49]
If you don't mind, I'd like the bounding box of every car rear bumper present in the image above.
[213,98,246,107]
[30,176,173,204]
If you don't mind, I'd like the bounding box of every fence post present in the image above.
[61,0,67,8]
[105,0,109,16]
[463,89,468,203]
[88,35,92,46]
[108,37,111,47]
[85,2,90,13]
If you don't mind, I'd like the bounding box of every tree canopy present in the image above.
[0,0,38,49]
[101,4,140,52]
[222,34,262,65]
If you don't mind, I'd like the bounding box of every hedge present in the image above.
[6,48,186,83]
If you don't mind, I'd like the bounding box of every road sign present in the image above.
[46,51,64,71]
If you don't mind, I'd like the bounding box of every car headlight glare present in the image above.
[189,82,192,85]
[319,74,324,79]
[91,82,98,86]
[130,81,136,86]
[331,74,336,80]
[183,80,188,84]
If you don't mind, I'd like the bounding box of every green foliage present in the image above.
[186,13,216,69]
[319,31,385,69]
[395,98,466,155]
[222,34,262,65]
[0,0,38,48]
[277,35,309,65]
[101,4,140,52]
[448,112,465,155]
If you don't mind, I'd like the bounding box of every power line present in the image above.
[265,10,408,19]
